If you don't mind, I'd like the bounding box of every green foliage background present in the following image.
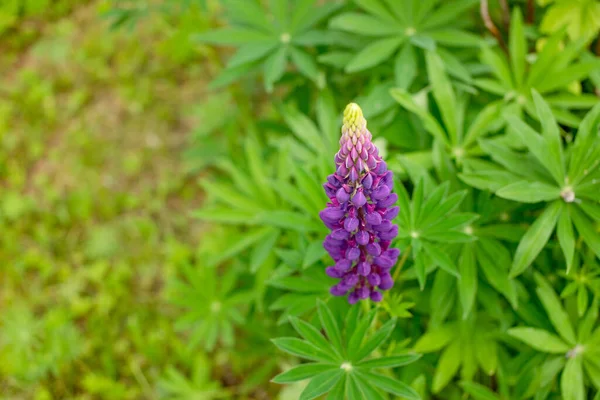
[1,0,600,399]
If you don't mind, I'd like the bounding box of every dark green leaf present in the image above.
[357,353,422,369]
[507,327,569,353]
[272,363,337,383]
[299,369,344,400]
[355,370,420,400]
[346,37,405,72]
[317,300,344,353]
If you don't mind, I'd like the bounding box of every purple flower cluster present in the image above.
[319,103,399,304]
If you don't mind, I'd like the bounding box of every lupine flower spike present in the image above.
[319,103,399,304]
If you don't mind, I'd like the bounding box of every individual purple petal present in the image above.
[377,161,387,174]
[330,284,348,296]
[335,259,352,272]
[377,193,398,208]
[348,291,359,304]
[349,167,359,182]
[355,230,369,246]
[351,191,367,207]
[384,206,399,220]
[372,185,390,201]
[331,228,349,240]
[374,256,394,268]
[326,267,344,278]
[374,220,393,232]
[385,248,401,259]
[379,225,399,240]
[319,208,344,223]
[366,212,382,225]
[357,286,370,299]
[379,273,394,290]
[344,217,359,232]
[382,171,393,189]
[357,261,371,276]
[367,273,381,286]
[370,290,383,302]
[362,173,373,189]
[342,273,359,287]
[336,187,350,203]
[345,247,360,260]
[366,242,381,256]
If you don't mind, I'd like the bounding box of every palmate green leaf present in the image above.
[250,228,280,272]
[355,0,398,23]
[570,103,600,181]
[462,102,502,148]
[227,42,277,67]
[507,327,570,353]
[537,61,600,93]
[350,373,386,400]
[510,201,562,278]
[347,309,376,360]
[474,333,498,375]
[346,36,405,72]
[289,46,319,82]
[562,357,585,400]
[355,370,420,400]
[395,43,417,89]
[326,374,347,400]
[437,48,473,84]
[531,90,564,175]
[496,181,561,203]
[290,1,342,33]
[480,46,512,89]
[534,273,577,345]
[303,241,326,269]
[223,0,274,32]
[299,369,343,400]
[357,353,422,369]
[413,323,457,353]
[272,363,336,383]
[476,238,518,307]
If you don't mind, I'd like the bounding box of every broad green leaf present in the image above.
[463,102,502,147]
[326,374,347,400]
[584,357,600,389]
[228,42,277,67]
[289,317,341,360]
[395,43,417,89]
[426,51,457,144]
[428,29,481,47]
[352,318,397,362]
[571,205,600,260]
[460,381,501,400]
[410,34,436,51]
[509,8,526,88]
[432,340,461,393]
[348,310,376,360]
[256,210,321,232]
[474,334,497,375]
[570,103,600,180]
[317,300,343,353]
[423,242,460,278]
[346,37,404,72]
[437,48,473,84]
[291,1,342,33]
[421,0,479,30]
[355,370,420,400]
[271,338,336,362]
[458,243,477,319]
[561,357,585,400]
[329,12,401,36]
[250,228,280,272]
[351,373,387,400]
[496,181,561,203]
[390,88,449,145]
[193,28,273,44]
[534,273,576,345]
[354,0,399,23]
[537,61,600,93]
[531,90,565,182]
[557,205,575,273]
[289,47,319,82]
[224,0,274,32]
[299,369,343,400]
[303,241,326,269]
[263,46,288,92]
[507,327,570,353]
[476,238,518,308]
[272,363,337,383]
[510,201,561,278]
[413,324,456,353]
[357,353,422,369]
[480,46,513,89]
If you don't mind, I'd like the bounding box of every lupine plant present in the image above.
[4,0,600,399]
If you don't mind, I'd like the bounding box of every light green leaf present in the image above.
[534,273,577,345]
[561,357,585,400]
[289,47,319,82]
[496,181,561,203]
[425,51,457,144]
[413,324,456,353]
[531,89,565,182]
[395,43,417,89]
[507,327,570,353]
[329,12,401,36]
[423,242,460,278]
[510,201,561,278]
[509,8,526,88]
[432,341,461,393]
[474,334,497,375]
[250,228,280,272]
[272,364,337,383]
[257,210,321,232]
[263,46,288,92]
[557,205,575,273]
[299,369,343,400]
[317,300,343,353]
[228,42,277,67]
[289,317,341,360]
[355,370,420,400]
[480,46,513,89]
[458,243,477,319]
[193,28,273,44]
[352,318,397,362]
[303,241,326,269]
[571,205,600,260]
[460,381,501,400]
[271,338,336,362]
[346,37,404,72]
[357,353,422,369]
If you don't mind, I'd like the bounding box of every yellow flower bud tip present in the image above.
[343,103,365,128]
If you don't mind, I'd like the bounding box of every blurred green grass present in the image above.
[0,2,234,398]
